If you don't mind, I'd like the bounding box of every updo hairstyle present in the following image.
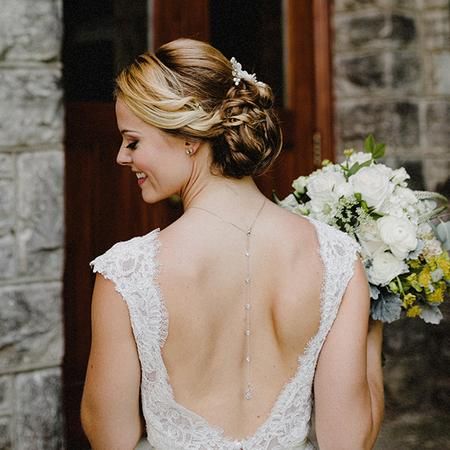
[115,38,282,178]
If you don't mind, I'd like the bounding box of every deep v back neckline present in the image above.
[152,217,327,445]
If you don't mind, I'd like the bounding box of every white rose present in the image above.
[368,251,408,286]
[357,220,387,258]
[306,171,345,205]
[335,182,354,198]
[350,165,395,211]
[377,215,418,259]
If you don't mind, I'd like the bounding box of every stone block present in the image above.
[0,234,15,280]
[333,12,386,50]
[391,51,421,91]
[336,100,420,150]
[383,355,432,410]
[423,158,450,191]
[0,68,63,147]
[335,52,387,96]
[0,0,62,62]
[0,416,12,450]
[15,368,64,450]
[431,51,450,95]
[425,102,450,147]
[335,0,419,11]
[0,283,63,372]
[0,154,13,177]
[0,182,14,234]
[423,8,450,49]
[0,376,12,413]
[418,0,450,9]
[333,13,416,49]
[17,151,63,277]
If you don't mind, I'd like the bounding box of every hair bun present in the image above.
[212,82,282,178]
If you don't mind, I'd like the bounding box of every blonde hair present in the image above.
[115,38,282,178]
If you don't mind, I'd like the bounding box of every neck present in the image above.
[183,174,265,213]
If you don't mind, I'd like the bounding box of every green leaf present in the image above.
[354,192,362,202]
[347,162,361,177]
[373,143,386,159]
[364,134,375,153]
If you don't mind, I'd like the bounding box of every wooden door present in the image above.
[63,1,333,447]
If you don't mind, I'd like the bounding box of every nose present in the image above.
[116,145,132,166]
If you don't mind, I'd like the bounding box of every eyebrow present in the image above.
[120,129,141,135]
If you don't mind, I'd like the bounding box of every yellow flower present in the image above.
[407,273,422,292]
[418,267,432,289]
[409,259,421,270]
[406,305,422,318]
[427,281,446,304]
[402,293,416,308]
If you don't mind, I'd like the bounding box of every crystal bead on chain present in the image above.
[189,200,266,400]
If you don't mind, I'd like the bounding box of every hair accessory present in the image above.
[230,57,264,87]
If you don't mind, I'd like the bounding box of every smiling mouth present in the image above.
[136,172,147,185]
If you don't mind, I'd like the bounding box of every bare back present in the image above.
[158,203,323,439]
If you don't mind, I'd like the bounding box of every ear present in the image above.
[184,140,201,156]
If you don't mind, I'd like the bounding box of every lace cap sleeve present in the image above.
[90,229,160,303]
[309,219,361,352]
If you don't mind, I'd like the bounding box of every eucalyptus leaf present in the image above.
[370,292,402,323]
[435,221,450,251]
[369,284,380,300]
[419,304,443,324]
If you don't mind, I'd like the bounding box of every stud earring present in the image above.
[185,143,194,156]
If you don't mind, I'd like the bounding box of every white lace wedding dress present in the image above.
[91,217,359,450]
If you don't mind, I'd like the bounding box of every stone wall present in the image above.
[333,0,450,447]
[0,1,65,449]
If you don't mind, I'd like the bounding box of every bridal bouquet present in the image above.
[278,135,450,323]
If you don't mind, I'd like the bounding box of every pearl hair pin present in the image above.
[230,57,265,87]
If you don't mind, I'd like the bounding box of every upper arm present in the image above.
[313,258,373,445]
[81,273,144,448]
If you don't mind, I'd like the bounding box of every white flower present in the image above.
[391,167,410,186]
[335,182,354,198]
[377,215,418,259]
[347,151,372,166]
[422,238,443,258]
[306,170,345,205]
[357,220,387,258]
[368,251,408,286]
[292,176,308,194]
[350,165,395,211]
[278,193,299,210]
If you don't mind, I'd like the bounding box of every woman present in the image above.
[81,38,384,450]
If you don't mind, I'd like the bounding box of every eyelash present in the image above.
[126,141,138,150]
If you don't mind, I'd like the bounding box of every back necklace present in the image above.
[189,199,266,400]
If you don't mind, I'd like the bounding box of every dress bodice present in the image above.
[90,217,360,450]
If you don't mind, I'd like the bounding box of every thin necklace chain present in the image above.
[189,199,266,400]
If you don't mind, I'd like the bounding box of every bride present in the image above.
[81,38,384,449]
